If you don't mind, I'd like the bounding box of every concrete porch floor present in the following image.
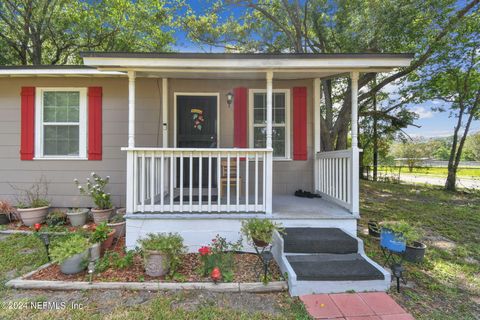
[272,194,353,220]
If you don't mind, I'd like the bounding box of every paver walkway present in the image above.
[300,292,415,320]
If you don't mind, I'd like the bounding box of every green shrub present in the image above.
[241,218,285,245]
[139,233,186,277]
[50,234,90,264]
[95,250,135,273]
[381,220,423,244]
[46,210,67,227]
[75,173,112,210]
[90,222,113,243]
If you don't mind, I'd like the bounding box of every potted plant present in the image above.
[90,222,116,255]
[45,210,67,227]
[107,213,126,239]
[50,234,90,274]
[241,218,285,247]
[75,173,114,224]
[139,233,185,277]
[0,200,16,225]
[66,208,89,227]
[11,178,50,226]
[380,221,422,255]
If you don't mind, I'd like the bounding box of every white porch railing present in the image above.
[315,148,359,214]
[123,147,273,214]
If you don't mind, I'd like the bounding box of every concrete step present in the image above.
[283,228,358,254]
[286,253,385,281]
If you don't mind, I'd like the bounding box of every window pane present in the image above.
[272,127,286,157]
[43,125,79,156]
[253,127,266,149]
[43,91,80,123]
[253,93,265,124]
[273,93,285,124]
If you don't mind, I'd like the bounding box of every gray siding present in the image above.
[0,76,315,208]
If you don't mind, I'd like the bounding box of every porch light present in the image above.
[226,92,234,108]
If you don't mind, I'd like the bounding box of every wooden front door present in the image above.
[176,95,217,188]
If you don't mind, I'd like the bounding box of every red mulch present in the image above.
[27,237,282,283]
[4,221,97,232]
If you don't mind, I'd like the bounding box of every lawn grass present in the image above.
[360,180,480,319]
[378,166,480,178]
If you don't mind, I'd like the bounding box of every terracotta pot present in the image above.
[91,208,114,224]
[253,238,269,247]
[17,206,49,226]
[101,230,116,255]
[107,221,126,239]
[143,249,170,277]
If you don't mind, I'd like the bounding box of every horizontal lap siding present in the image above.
[0,77,162,207]
[0,77,314,208]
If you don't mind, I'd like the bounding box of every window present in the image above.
[35,88,87,159]
[249,89,290,159]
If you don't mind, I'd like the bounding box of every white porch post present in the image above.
[313,78,321,192]
[350,72,360,216]
[162,78,168,147]
[265,71,273,216]
[126,71,136,214]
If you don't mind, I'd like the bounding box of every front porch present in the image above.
[80,52,412,220]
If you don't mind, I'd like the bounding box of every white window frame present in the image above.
[34,87,88,160]
[248,89,291,160]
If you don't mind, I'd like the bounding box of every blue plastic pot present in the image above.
[380,228,406,253]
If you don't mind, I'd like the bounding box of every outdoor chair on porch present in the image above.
[219,158,242,197]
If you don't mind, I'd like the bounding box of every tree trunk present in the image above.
[372,74,378,181]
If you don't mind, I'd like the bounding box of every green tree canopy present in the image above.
[0,0,176,65]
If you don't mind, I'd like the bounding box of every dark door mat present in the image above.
[287,253,385,281]
[173,195,219,202]
[283,228,358,254]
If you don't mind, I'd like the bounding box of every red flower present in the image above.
[211,267,221,282]
[34,223,42,232]
[198,246,211,256]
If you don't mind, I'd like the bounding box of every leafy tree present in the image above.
[392,140,430,172]
[182,0,479,151]
[463,132,480,161]
[0,0,176,65]
[408,11,480,191]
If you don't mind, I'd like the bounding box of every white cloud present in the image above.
[411,106,434,119]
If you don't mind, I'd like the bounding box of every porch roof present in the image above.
[80,52,413,80]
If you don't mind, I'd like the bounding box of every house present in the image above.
[0,52,413,295]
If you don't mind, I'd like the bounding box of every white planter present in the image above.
[66,209,89,227]
[144,250,170,277]
[17,206,49,226]
[60,250,88,275]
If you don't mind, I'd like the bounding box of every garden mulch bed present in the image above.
[1,221,97,233]
[26,237,283,284]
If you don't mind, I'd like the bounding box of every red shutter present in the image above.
[233,87,248,148]
[293,87,307,160]
[88,87,102,160]
[20,87,35,160]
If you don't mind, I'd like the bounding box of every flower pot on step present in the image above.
[67,209,89,227]
[143,249,170,277]
[404,241,427,263]
[91,208,114,224]
[100,230,116,255]
[60,250,88,275]
[17,206,49,226]
[107,221,126,239]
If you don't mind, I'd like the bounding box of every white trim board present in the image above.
[34,87,87,160]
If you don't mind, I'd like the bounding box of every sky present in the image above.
[172,1,479,140]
